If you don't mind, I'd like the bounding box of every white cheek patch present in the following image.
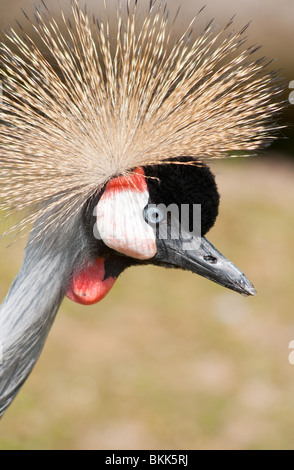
[95,168,157,260]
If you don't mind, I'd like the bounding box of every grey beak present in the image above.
[154,236,256,296]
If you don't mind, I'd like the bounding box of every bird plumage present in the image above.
[0,213,88,415]
[0,0,282,238]
[0,0,284,416]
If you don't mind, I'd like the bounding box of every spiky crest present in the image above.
[0,0,283,237]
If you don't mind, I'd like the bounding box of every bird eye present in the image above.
[144,205,164,226]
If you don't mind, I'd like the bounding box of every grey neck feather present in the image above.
[0,215,87,417]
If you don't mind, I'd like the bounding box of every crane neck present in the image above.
[0,216,86,416]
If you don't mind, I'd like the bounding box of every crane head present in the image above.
[66,160,256,305]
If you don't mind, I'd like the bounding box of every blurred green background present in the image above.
[0,0,294,450]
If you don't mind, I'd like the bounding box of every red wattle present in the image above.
[66,258,116,305]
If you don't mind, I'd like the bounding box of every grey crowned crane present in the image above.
[0,0,282,416]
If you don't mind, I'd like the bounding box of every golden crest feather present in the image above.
[0,0,283,236]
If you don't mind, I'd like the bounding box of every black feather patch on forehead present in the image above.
[144,159,220,236]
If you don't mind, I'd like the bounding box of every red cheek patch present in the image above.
[96,166,157,260]
[105,167,147,193]
[66,258,116,305]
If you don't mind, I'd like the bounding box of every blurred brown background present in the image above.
[0,0,294,450]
